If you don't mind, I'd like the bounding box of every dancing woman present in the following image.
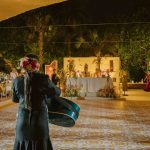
[12,55,61,150]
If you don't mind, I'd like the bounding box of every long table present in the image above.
[66,77,113,95]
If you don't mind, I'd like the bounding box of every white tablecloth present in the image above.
[66,77,113,93]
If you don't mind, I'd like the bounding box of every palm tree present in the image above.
[26,12,52,65]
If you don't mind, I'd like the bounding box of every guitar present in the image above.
[48,97,80,127]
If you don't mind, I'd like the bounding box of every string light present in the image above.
[0,26,35,29]
[0,22,149,45]
[53,22,150,27]
[0,40,146,45]
[0,21,150,28]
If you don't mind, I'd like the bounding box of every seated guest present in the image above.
[82,64,90,77]
[102,69,111,78]
[76,70,81,77]
[48,66,54,79]
[70,70,76,78]
[94,68,101,78]
[51,69,60,86]
[10,68,18,79]
[106,69,111,77]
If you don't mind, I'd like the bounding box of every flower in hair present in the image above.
[20,57,40,71]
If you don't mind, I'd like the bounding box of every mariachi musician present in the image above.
[12,54,61,150]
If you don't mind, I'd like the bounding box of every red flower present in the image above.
[23,60,30,67]
[20,57,40,71]
[31,60,37,69]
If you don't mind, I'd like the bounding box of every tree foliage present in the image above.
[0,0,150,81]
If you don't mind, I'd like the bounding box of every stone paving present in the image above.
[123,89,150,101]
[0,89,150,150]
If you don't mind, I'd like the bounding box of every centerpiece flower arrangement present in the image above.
[93,52,101,71]
[67,59,75,72]
[65,84,80,97]
[57,69,67,96]
[97,76,118,98]
[97,87,118,98]
[65,76,83,97]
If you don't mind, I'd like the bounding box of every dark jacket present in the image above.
[12,72,61,150]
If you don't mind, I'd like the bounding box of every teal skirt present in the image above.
[13,107,53,150]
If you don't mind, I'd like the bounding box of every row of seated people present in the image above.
[0,80,12,98]
[67,69,110,78]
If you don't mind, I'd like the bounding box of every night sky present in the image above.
[1,0,150,25]
[71,0,150,23]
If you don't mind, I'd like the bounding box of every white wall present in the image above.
[64,57,121,94]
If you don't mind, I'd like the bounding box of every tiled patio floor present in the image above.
[0,95,150,149]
